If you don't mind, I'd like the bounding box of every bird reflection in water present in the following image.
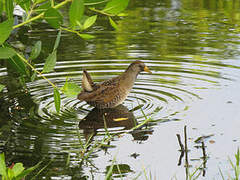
[78,105,153,142]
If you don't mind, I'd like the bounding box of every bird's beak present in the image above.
[144,66,152,74]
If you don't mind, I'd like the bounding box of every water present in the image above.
[1,0,240,179]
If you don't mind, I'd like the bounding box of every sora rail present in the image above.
[77,60,152,109]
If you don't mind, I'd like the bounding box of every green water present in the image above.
[1,0,240,179]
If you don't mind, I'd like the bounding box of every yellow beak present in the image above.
[144,66,152,74]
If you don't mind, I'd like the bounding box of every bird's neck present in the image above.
[120,68,139,90]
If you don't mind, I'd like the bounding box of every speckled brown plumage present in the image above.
[77,60,152,109]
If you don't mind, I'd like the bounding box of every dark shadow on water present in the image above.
[79,104,153,142]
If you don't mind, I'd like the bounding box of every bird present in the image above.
[77,60,152,109]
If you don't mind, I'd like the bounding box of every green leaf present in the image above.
[0,153,7,178]
[15,161,41,180]
[53,30,61,51]
[117,12,128,16]
[103,0,129,15]
[18,0,31,12]
[108,17,118,30]
[12,163,24,177]
[34,0,48,4]
[83,15,97,30]
[54,88,61,113]
[42,50,57,73]
[0,84,5,92]
[35,1,51,13]
[30,41,42,60]
[61,81,81,98]
[0,19,13,45]
[0,47,16,59]
[78,34,95,39]
[8,168,14,179]
[8,54,28,76]
[69,0,84,27]
[44,8,63,28]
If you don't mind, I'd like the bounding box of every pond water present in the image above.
[1,0,240,179]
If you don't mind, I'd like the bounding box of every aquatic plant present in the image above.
[0,153,41,180]
[0,0,130,113]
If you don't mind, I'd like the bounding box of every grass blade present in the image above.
[54,88,61,113]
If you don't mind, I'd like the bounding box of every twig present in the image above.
[184,125,189,180]
[176,134,184,166]
[201,141,207,176]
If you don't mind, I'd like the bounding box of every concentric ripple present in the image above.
[22,57,240,123]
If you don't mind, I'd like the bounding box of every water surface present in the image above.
[1,0,240,179]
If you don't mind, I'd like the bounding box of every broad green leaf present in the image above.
[30,41,42,60]
[0,153,7,178]
[42,50,57,73]
[0,19,13,45]
[12,163,24,177]
[54,88,61,113]
[0,47,16,59]
[0,84,5,92]
[8,168,14,179]
[83,15,97,30]
[44,8,63,28]
[78,33,95,39]
[8,55,28,76]
[15,161,41,180]
[69,0,84,27]
[61,81,81,98]
[108,17,118,30]
[53,30,61,51]
[103,0,129,15]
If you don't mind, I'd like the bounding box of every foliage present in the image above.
[0,0,130,112]
[228,148,240,180]
[0,153,40,180]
